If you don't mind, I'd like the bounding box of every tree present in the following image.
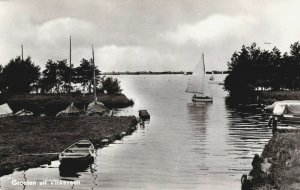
[57,59,73,92]
[101,77,122,94]
[289,42,300,90]
[0,65,5,93]
[2,56,40,94]
[225,41,300,103]
[224,44,257,102]
[40,59,73,93]
[40,59,58,93]
[75,58,100,93]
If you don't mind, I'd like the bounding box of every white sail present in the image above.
[186,75,204,94]
[186,53,211,97]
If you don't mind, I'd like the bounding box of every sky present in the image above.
[0,0,300,72]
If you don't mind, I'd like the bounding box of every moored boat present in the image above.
[264,100,300,125]
[59,140,95,164]
[139,110,150,120]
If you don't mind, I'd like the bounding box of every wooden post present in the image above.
[272,117,278,133]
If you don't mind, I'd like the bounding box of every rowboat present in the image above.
[59,140,95,164]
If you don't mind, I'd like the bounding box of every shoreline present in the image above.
[244,132,300,189]
[1,93,134,115]
[242,91,300,189]
[0,115,138,177]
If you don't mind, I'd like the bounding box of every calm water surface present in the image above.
[0,75,273,190]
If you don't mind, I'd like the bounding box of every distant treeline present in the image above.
[224,42,300,102]
[103,71,229,75]
[0,57,122,95]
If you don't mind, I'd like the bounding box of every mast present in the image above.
[69,36,72,93]
[21,44,24,61]
[202,53,205,96]
[92,45,96,99]
[202,53,205,73]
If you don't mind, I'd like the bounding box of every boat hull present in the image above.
[273,115,300,124]
[59,140,95,165]
[192,97,213,103]
[59,154,94,164]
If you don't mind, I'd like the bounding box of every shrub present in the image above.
[101,77,122,95]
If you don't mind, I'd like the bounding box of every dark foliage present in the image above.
[101,77,122,95]
[224,42,300,102]
[0,55,124,96]
[1,56,40,94]
[74,58,101,93]
[40,59,73,93]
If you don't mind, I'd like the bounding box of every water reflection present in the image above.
[138,119,150,129]
[186,102,210,125]
[186,103,209,172]
[59,164,88,178]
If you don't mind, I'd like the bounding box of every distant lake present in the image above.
[0,74,273,190]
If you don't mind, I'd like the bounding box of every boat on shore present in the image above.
[59,140,95,164]
[263,100,300,125]
[186,53,213,103]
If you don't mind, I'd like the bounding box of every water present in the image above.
[0,75,273,190]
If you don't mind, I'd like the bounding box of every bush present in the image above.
[101,77,122,95]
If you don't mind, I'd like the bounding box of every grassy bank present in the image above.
[240,91,300,189]
[248,132,300,189]
[0,115,138,177]
[259,91,300,105]
[1,93,134,115]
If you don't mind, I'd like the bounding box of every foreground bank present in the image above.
[0,116,138,177]
[244,131,300,189]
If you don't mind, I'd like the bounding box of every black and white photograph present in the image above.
[1,0,300,189]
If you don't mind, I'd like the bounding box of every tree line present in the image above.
[0,56,122,95]
[224,41,300,102]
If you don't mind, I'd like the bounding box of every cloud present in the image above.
[37,17,97,48]
[1,0,300,72]
[95,45,177,72]
[162,15,255,46]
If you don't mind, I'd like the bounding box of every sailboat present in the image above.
[186,53,213,103]
[86,45,112,116]
[209,72,215,81]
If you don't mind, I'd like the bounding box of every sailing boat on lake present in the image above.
[186,53,213,103]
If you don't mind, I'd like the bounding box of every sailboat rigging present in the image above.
[186,53,213,103]
[85,45,111,116]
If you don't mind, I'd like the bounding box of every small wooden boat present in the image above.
[59,140,95,164]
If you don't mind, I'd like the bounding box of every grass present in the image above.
[0,115,138,177]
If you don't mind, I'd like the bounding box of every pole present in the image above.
[202,53,205,73]
[202,53,205,95]
[92,45,96,99]
[21,44,23,61]
[69,36,72,93]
